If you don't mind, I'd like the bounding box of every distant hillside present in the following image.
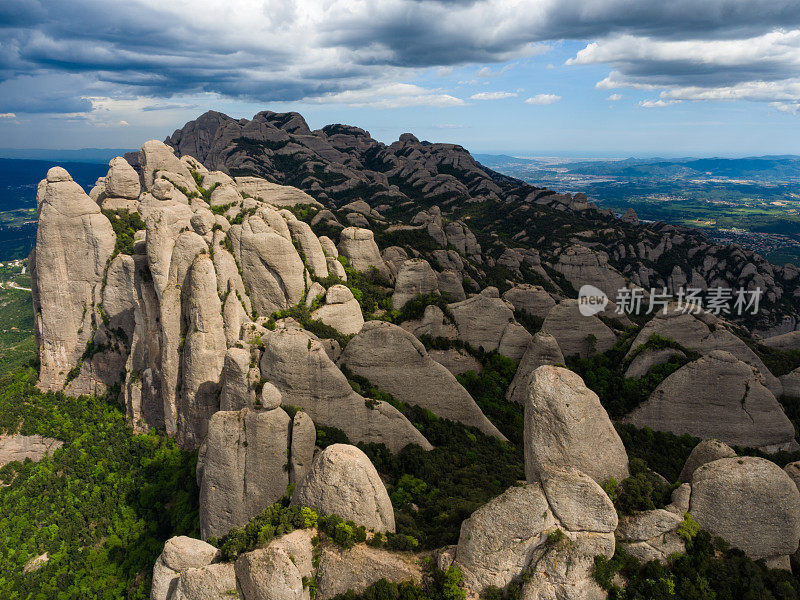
[0,148,134,164]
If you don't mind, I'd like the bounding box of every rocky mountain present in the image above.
[24,111,800,599]
[159,110,800,336]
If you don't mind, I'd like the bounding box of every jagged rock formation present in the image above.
[501,284,556,319]
[616,509,685,564]
[32,167,117,395]
[30,113,800,600]
[551,244,628,300]
[626,351,797,451]
[290,444,396,532]
[258,326,431,452]
[339,321,505,439]
[33,142,443,455]
[160,110,800,336]
[338,227,392,281]
[524,366,629,484]
[0,434,63,468]
[392,258,439,309]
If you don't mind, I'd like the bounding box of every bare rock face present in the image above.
[32,167,116,392]
[228,215,306,317]
[679,439,737,483]
[197,408,292,540]
[455,484,556,591]
[761,330,800,352]
[454,470,616,594]
[502,284,556,319]
[428,348,482,376]
[338,227,392,281]
[616,509,685,564]
[399,304,457,340]
[340,321,505,439]
[785,461,800,492]
[690,456,800,563]
[283,212,329,278]
[235,176,323,207]
[437,270,466,301]
[220,348,256,411]
[289,411,316,485]
[552,245,628,300]
[171,563,239,600]
[316,543,423,600]
[780,367,800,399]
[105,156,141,199]
[393,259,439,309]
[619,207,639,225]
[524,366,629,484]
[140,140,196,191]
[448,288,532,360]
[0,434,63,468]
[235,546,304,600]
[444,221,481,260]
[506,332,565,405]
[541,300,616,359]
[151,536,219,600]
[259,327,431,453]
[627,307,783,396]
[310,285,364,335]
[178,255,226,449]
[626,351,796,452]
[291,444,395,533]
[538,467,618,534]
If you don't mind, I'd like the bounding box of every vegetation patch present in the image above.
[0,367,199,599]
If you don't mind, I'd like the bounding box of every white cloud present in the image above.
[639,99,681,108]
[525,94,561,105]
[307,83,466,108]
[470,91,517,100]
[770,102,800,115]
[606,94,623,101]
[572,30,800,104]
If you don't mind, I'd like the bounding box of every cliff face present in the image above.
[32,140,436,451]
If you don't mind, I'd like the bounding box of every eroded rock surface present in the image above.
[524,366,629,484]
[291,444,396,532]
[627,351,796,451]
[340,321,505,439]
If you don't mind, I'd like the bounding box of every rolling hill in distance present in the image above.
[478,154,800,265]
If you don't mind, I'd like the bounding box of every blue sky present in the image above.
[1,1,799,157]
